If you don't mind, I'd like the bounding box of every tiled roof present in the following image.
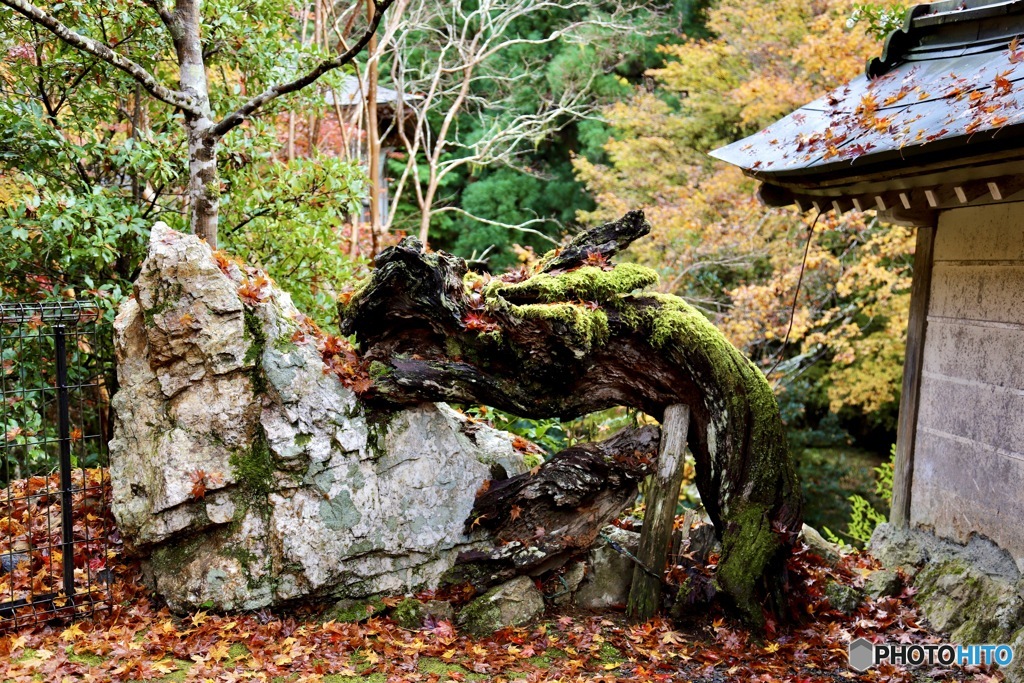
[710,1,1024,217]
[325,75,420,106]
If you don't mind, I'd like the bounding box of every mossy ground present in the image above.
[417,657,488,680]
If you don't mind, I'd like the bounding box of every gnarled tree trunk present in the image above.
[341,210,802,625]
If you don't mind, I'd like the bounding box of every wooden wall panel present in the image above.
[910,202,1024,564]
[923,320,1024,391]
[910,428,1024,569]
[929,264,1024,325]
[932,203,1024,262]
[917,372,1024,456]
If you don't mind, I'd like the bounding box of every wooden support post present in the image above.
[627,404,690,623]
[890,224,936,528]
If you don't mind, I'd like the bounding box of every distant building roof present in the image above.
[326,75,420,107]
[710,0,1024,223]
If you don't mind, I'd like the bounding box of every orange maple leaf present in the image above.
[463,312,499,333]
[995,72,1014,96]
[189,470,207,500]
[238,275,268,306]
[583,251,611,269]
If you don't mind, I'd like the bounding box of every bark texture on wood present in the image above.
[341,210,803,625]
[627,404,690,623]
[456,426,660,585]
[169,0,219,247]
[365,0,381,255]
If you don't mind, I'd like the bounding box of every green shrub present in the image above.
[823,444,894,547]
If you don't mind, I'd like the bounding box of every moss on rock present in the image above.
[242,307,268,395]
[368,360,392,380]
[230,425,274,497]
[456,576,544,637]
[824,580,863,615]
[327,597,387,623]
[391,598,426,629]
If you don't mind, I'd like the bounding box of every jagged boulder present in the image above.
[109,224,528,612]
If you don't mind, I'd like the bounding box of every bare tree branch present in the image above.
[382,0,658,242]
[0,0,199,115]
[433,206,562,244]
[208,0,396,138]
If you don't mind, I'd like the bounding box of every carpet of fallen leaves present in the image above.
[0,472,1006,683]
[0,468,111,625]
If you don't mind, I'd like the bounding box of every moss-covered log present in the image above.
[341,210,802,625]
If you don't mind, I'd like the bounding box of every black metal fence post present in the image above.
[53,326,77,605]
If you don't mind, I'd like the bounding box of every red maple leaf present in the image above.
[189,470,207,499]
[463,312,499,333]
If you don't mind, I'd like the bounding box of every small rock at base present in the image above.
[391,598,425,629]
[864,569,901,599]
[328,597,387,623]
[0,553,29,575]
[423,600,455,624]
[457,576,544,636]
[825,580,863,615]
[574,525,640,610]
[552,561,586,606]
[800,524,841,565]
[391,598,455,629]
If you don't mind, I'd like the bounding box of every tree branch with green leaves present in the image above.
[0,0,398,247]
[0,0,200,115]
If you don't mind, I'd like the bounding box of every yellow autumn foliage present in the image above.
[575,0,913,427]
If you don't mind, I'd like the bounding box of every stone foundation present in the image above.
[870,523,1024,681]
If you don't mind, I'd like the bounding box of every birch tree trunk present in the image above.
[1,0,397,250]
[170,0,220,246]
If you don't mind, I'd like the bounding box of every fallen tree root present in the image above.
[342,210,802,625]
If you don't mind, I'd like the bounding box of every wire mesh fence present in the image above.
[0,301,112,629]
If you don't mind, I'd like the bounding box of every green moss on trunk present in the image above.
[341,218,802,627]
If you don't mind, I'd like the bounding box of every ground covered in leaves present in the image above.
[0,474,1005,683]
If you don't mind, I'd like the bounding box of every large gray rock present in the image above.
[863,569,901,599]
[110,224,527,612]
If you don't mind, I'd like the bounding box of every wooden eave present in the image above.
[756,146,1024,226]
